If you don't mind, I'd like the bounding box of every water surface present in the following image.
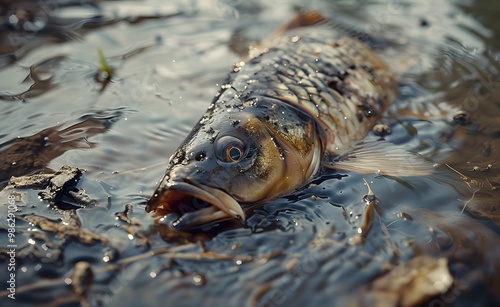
[0,0,499,306]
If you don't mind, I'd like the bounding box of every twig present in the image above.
[460,182,483,214]
[445,164,483,213]
[100,161,166,179]
[1,243,253,297]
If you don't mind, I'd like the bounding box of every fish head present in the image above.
[146,105,320,230]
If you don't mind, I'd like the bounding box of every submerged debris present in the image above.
[24,215,108,245]
[365,255,453,306]
[445,164,484,213]
[157,223,211,245]
[372,124,392,137]
[7,173,53,189]
[115,204,141,226]
[68,189,97,207]
[70,261,94,298]
[451,110,471,125]
[39,165,82,203]
[7,165,96,209]
[350,179,381,244]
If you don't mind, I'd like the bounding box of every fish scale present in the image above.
[213,27,395,155]
[147,12,398,228]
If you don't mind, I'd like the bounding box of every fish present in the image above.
[146,12,430,230]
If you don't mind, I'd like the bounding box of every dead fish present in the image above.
[146,12,430,230]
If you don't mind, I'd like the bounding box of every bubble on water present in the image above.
[8,14,19,25]
[192,274,206,286]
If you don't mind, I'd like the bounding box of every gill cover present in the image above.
[146,99,321,229]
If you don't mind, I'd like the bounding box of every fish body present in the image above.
[147,12,396,229]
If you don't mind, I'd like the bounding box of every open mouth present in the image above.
[146,181,245,230]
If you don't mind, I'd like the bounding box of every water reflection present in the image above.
[0,0,499,306]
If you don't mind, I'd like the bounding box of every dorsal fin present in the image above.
[275,11,385,50]
[275,11,330,34]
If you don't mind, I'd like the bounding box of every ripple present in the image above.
[2,1,500,306]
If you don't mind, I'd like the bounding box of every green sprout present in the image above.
[97,48,114,77]
[95,48,115,90]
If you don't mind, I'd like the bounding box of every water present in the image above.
[0,0,499,306]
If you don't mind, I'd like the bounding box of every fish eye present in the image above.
[215,135,246,163]
[226,145,243,162]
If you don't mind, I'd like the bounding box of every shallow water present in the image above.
[0,0,499,306]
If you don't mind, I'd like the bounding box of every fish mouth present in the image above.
[146,181,245,230]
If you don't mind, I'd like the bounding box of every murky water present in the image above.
[0,0,499,306]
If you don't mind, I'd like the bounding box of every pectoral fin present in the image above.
[324,141,433,176]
